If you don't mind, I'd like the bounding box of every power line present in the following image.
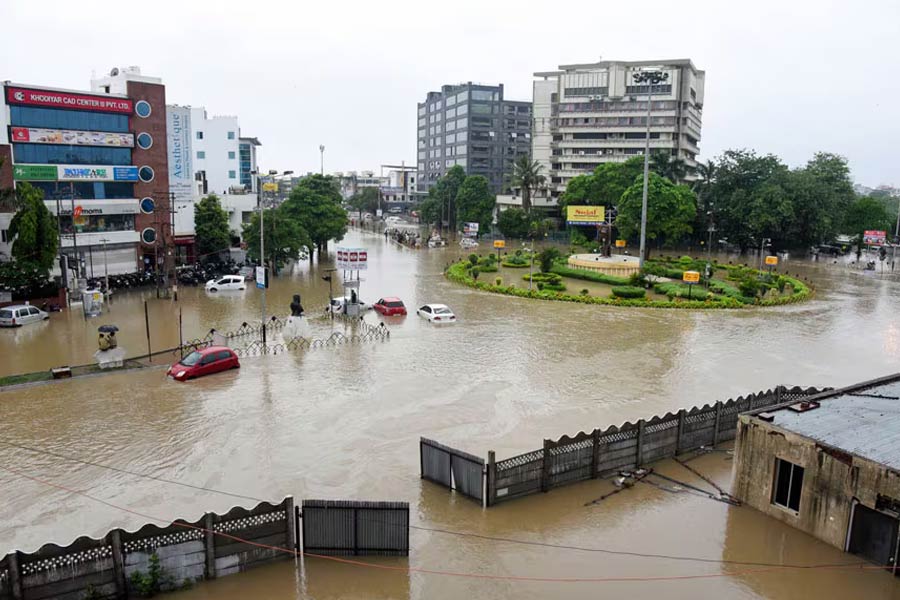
[0,463,882,585]
[0,439,865,570]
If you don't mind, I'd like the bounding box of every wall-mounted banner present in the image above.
[6,86,133,114]
[57,165,139,182]
[566,205,606,225]
[336,247,368,271]
[11,126,134,148]
[12,164,58,181]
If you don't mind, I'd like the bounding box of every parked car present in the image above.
[326,296,370,314]
[0,304,49,327]
[167,346,240,381]
[374,297,407,316]
[388,206,403,214]
[205,275,246,292]
[417,303,456,323]
[459,238,479,250]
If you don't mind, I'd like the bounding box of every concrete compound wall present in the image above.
[732,416,900,550]
[0,497,294,600]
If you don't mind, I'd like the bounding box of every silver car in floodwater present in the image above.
[0,304,49,327]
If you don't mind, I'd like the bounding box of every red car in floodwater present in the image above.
[167,346,239,381]
[373,297,407,316]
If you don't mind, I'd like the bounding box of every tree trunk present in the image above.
[522,187,531,214]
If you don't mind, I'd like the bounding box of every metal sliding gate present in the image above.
[420,437,485,505]
[299,499,409,556]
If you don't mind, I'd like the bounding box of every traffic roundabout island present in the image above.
[446,253,813,309]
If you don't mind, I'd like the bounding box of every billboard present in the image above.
[13,164,57,181]
[566,205,606,225]
[6,86,133,114]
[166,105,194,203]
[336,247,368,271]
[11,127,134,148]
[58,165,139,182]
[864,230,887,245]
[464,222,480,237]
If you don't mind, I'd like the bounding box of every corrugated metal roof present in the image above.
[769,380,900,471]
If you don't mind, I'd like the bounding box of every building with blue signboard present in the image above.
[0,66,171,279]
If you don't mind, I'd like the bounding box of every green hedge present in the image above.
[446,260,811,309]
[501,260,530,268]
[611,286,647,299]
[549,263,630,286]
[523,272,562,284]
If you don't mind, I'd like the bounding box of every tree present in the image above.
[280,174,348,262]
[509,155,545,214]
[348,187,380,215]
[691,160,717,244]
[194,194,232,260]
[785,153,855,246]
[433,166,467,232]
[538,247,560,273]
[417,193,442,228]
[496,207,530,239]
[8,182,58,272]
[844,197,893,238]
[650,151,689,183]
[241,208,311,271]
[616,173,696,260]
[559,157,644,210]
[455,175,495,235]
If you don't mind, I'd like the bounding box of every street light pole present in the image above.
[633,68,669,269]
[101,237,110,300]
[319,145,325,176]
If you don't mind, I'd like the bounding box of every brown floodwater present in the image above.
[1,230,899,599]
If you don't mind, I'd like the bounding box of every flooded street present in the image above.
[1,229,899,599]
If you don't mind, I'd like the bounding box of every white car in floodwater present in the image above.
[0,304,49,327]
[205,275,246,292]
[417,303,456,323]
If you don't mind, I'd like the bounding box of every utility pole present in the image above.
[633,68,669,269]
[101,237,110,300]
[319,145,325,176]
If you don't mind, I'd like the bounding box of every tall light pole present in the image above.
[319,145,325,176]
[100,237,110,300]
[253,169,279,347]
[633,68,669,269]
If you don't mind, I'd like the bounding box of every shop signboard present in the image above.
[10,126,134,147]
[6,86,133,114]
[566,205,605,225]
[464,222,479,237]
[58,165,139,182]
[12,164,58,181]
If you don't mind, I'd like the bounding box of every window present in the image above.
[457,131,467,142]
[136,132,153,149]
[564,87,608,97]
[455,144,467,156]
[228,170,237,179]
[457,117,467,128]
[455,92,467,104]
[457,103,468,115]
[29,181,134,200]
[134,100,152,118]
[445,134,456,144]
[471,103,493,115]
[228,151,236,159]
[58,213,135,234]
[227,131,235,140]
[138,166,155,182]
[0,230,6,243]
[625,84,673,95]
[196,131,204,140]
[197,151,206,159]
[446,120,456,132]
[418,117,426,127]
[445,107,457,119]
[471,90,495,101]
[446,95,456,107]
[772,458,804,512]
[12,144,132,166]
[10,106,130,132]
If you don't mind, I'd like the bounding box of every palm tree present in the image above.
[509,155,546,214]
[650,151,688,183]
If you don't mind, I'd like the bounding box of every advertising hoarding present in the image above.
[566,205,606,225]
[864,230,887,245]
[336,247,368,271]
[166,105,194,203]
[11,127,134,148]
[58,165,139,182]
[12,164,58,181]
[464,222,479,237]
[6,86,133,114]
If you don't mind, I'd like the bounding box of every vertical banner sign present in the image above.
[166,105,194,203]
[255,266,266,289]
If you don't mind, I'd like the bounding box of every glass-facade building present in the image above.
[416,83,532,194]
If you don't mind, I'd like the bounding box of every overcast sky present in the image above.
[3,0,899,187]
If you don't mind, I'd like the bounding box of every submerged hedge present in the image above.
[446,261,812,309]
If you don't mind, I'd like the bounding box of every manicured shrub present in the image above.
[471,267,480,280]
[543,282,567,292]
[495,277,503,286]
[580,288,590,296]
[611,286,647,299]
[550,264,629,286]
[738,277,760,297]
[468,254,479,267]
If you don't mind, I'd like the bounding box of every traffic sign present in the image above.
[683,271,700,283]
[615,240,626,248]
[493,240,506,249]
[765,256,778,266]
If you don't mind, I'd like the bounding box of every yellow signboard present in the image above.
[262,182,279,192]
[683,270,700,283]
[765,256,778,266]
[493,240,506,249]
[566,205,605,225]
[615,239,626,248]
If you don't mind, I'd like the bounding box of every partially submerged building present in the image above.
[733,375,900,573]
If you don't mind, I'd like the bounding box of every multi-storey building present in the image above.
[532,59,705,199]
[417,83,532,195]
[0,67,171,278]
[239,137,261,192]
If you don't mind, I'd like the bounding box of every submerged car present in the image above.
[417,303,456,323]
[167,346,240,381]
[373,297,407,316]
[205,275,246,292]
[0,304,49,327]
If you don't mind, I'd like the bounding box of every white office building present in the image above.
[533,59,705,199]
